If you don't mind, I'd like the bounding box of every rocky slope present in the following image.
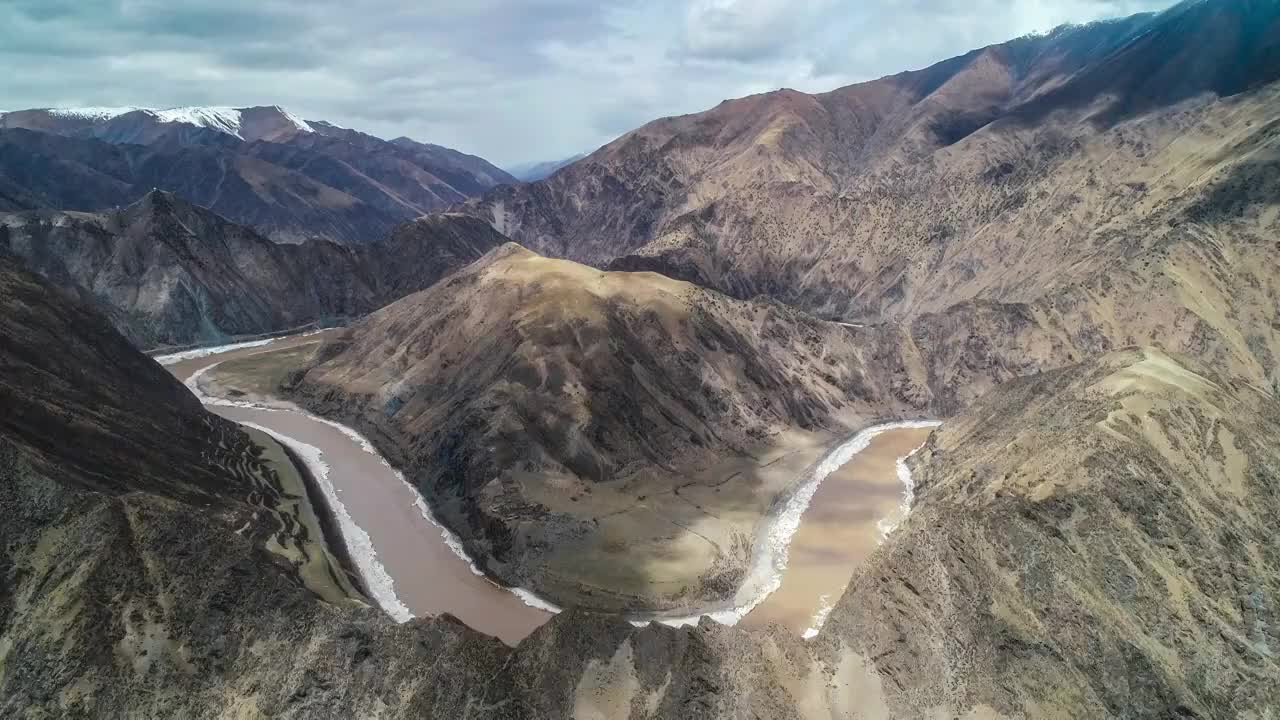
[0,105,515,244]
[0,190,505,349]
[459,0,1280,398]
[815,347,1280,717]
[0,254,529,718]
[7,255,1275,717]
[260,243,919,613]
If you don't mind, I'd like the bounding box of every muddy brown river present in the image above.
[740,426,935,636]
[163,333,552,645]
[161,333,936,645]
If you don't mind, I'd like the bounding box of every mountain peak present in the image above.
[120,188,186,225]
[0,104,315,142]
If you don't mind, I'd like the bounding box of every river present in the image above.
[160,333,936,644]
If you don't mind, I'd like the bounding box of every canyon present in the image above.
[198,243,932,617]
[4,257,1277,717]
[2,0,1279,717]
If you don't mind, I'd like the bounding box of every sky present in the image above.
[0,0,1178,168]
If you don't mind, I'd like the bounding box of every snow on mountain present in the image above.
[276,108,315,134]
[46,107,142,121]
[20,105,315,140]
[150,107,247,137]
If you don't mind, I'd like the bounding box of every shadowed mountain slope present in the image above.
[0,255,522,718]
[0,191,505,349]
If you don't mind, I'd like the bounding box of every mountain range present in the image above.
[453,0,1280,417]
[0,105,516,245]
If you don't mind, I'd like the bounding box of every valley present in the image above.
[176,326,943,642]
[2,0,1279,717]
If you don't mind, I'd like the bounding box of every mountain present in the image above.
[0,105,515,244]
[228,242,917,613]
[456,0,1280,395]
[820,346,1280,716]
[0,105,313,146]
[11,251,1274,716]
[387,133,518,194]
[0,254,525,717]
[507,153,588,182]
[0,190,505,349]
[7,2,1280,716]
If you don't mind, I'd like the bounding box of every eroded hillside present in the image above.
[255,243,923,614]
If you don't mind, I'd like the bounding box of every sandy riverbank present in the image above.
[628,421,941,631]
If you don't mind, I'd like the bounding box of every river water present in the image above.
[161,334,936,644]
[740,425,935,636]
[163,333,553,645]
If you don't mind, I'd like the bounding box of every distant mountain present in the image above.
[0,190,505,348]
[0,105,314,147]
[0,105,515,244]
[506,153,587,182]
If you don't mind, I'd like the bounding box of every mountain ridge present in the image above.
[0,105,516,244]
[0,190,506,348]
[453,0,1280,411]
[458,0,1278,284]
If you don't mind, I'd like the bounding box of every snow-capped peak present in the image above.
[25,105,315,140]
[274,107,315,134]
[46,106,142,121]
[149,107,246,137]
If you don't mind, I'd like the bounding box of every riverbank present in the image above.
[162,337,555,645]
[630,420,941,631]
[146,319,349,360]
[273,431,370,601]
[740,423,938,636]
[239,425,369,608]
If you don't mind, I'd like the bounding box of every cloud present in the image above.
[0,0,1179,167]
[677,0,836,62]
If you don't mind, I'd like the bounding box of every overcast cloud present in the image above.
[0,0,1177,167]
